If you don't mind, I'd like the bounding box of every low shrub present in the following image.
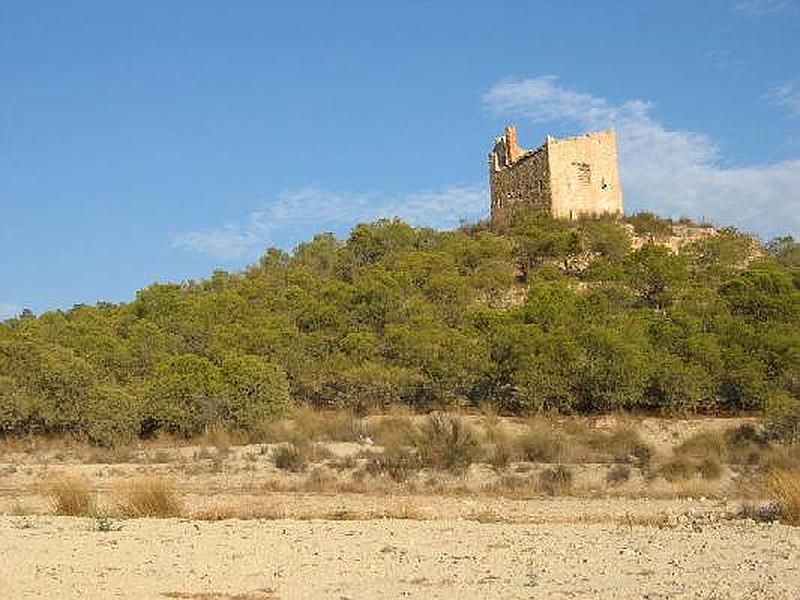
[328,454,357,471]
[46,476,95,516]
[302,466,338,492]
[759,445,800,472]
[675,431,727,462]
[764,394,800,444]
[366,445,420,482]
[537,466,573,495]
[114,477,182,518]
[486,433,520,469]
[368,415,418,448]
[415,413,480,473]
[738,502,782,523]
[272,443,309,472]
[659,456,695,482]
[605,464,631,486]
[587,426,652,465]
[659,454,723,481]
[724,424,769,465]
[697,457,724,480]
[518,422,564,462]
[488,473,536,496]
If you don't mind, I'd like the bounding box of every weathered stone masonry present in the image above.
[489,125,624,227]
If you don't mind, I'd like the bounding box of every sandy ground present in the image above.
[1,512,799,599]
[1,416,796,598]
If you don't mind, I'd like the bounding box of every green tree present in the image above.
[645,353,714,413]
[624,244,687,309]
[145,355,221,436]
[574,326,649,411]
[83,383,141,447]
[0,341,95,434]
[218,355,290,430]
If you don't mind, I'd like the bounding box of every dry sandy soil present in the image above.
[1,415,798,598]
[2,511,799,599]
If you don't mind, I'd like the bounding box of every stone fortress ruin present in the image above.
[489,125,624,227]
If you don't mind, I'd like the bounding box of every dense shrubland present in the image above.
[1,211,799,445]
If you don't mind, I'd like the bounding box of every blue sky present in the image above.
[2,0,799,317]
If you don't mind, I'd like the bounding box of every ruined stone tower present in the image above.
[489,125,624,227]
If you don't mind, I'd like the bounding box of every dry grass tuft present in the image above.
[676,431,727,462]
[115,476,183,518]
[537,466,573,496]
[658,456,696,482]
[669,478,721,499]
[46,475,95,516]
[767,469,800,526]
[758,445,800,472]
[190,505,243,521]
[587,426,652,465]
[8,498,36,516]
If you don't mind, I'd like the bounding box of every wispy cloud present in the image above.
[484,76,800,239]
[732,0,790,14]
[766,82,800,117]
[0,302,20,320]
[173,185,486,258]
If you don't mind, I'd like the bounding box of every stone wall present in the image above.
[489,126,624,226]
[547,131,624,220]
[489,146,551,227]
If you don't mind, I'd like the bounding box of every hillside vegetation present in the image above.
[1,212,799,446]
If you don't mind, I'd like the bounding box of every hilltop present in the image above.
[0,211,799,445]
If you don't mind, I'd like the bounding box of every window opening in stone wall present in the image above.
[573,162,591,185]
[601,177,608,190]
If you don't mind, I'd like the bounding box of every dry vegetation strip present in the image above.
[4,413,800,527]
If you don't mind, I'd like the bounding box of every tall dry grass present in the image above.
[767,470,800,526]
[46,475,95,516]
[114,477,183,518]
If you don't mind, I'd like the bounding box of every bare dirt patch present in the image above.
[2,515,799,599]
